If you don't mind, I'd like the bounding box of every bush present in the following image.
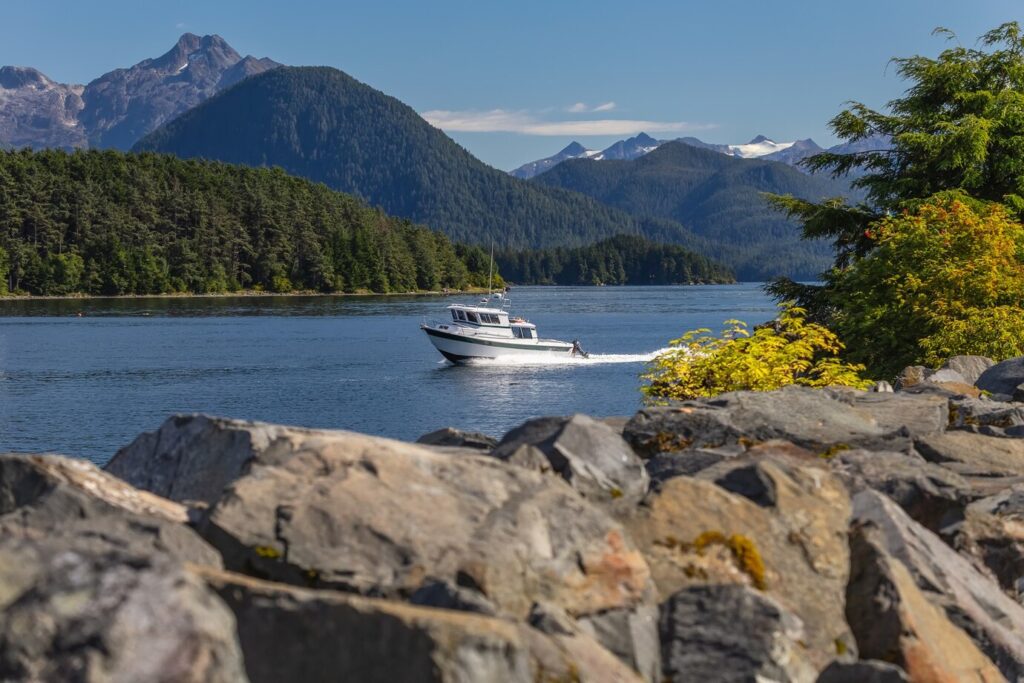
[641,304,870,402]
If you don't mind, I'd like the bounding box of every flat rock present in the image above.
[947,486,1024,598]
[0,452,220,567]
[623,461,853,668]
[949,397,1024,431]
[0,538,245,682]
[941,355,996,385]
[105,414,320,504]
[915,431,1024,479]
[977,357,1024,398]
[624,386,943,458]
[828,448,971,532]
[492,414,649,505]
[846,522,1003,682]
[197,565,642,683]
[852,489,1024,679]
[659,584,816,683]
[816,660,909,683]
[416,427,497,451]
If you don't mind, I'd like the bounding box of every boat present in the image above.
[421,292,587,363]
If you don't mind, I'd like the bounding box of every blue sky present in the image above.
[3,0,1021,169]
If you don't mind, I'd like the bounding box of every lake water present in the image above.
[0,284,774,465]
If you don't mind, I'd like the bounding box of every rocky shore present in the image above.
[5,355,1024,681]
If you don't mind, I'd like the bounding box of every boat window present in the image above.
[456,310,467,321]
[482,313,499,324]
[512,327,522,339]
[451,310,459,321]
[467,312,480,324]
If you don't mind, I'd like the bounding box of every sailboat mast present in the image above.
[487,242,494,300]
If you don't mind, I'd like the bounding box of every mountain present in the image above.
[0,33,280,151]
[509,141,600,179]
[596,132,662,160]
[761,138,825,165]
[530,141,860,280]
[133,66,705,251]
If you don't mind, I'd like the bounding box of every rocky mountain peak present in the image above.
[559,141,587,156]
[0,66,54,90]
[748,134,772,144]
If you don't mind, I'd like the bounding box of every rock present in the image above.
[659,584,817,683]
[852,489,1024,678]
[196,565,643,683]
[105,413,316,504]
[416,427,497,451]
[915,431,1024,479]
[0,538,245,682]
[644,449,730,485]
[895,365,932,390]
[816,660,909,683]
[925,367,968,385]
[194,424,655,669]
[948,397,1024,431]
[492,414,649,504]
[0,452,221,567]
[870,381,894,393]
[918,380,984,398]
[845,522,1004,682]
[624,386,943,458]
[942,355,996,385]
[578,604,660,683]
[623,461,854,668]
[977,357,1024,398]
[947,486,1024,599]
[828,448,971,532]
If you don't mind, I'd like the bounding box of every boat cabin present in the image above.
[446,304,536,339]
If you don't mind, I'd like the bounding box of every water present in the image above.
[0,284,774,465]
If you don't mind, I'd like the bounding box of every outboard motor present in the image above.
[571,340,590,359]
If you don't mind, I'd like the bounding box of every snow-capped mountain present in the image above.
[510,133,872,179]
[0,33,280,151]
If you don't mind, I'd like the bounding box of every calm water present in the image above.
[0,285,774,465]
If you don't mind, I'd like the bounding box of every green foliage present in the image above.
[496,235,733,285]
[0,148,491,296]
[641,305,871,402]
[133,67,699,251]
[826,194,1024,376]
[531,142,859,280]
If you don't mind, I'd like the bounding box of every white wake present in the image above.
[457,347,675,367]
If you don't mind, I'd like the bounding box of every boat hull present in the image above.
[422,326,573,362]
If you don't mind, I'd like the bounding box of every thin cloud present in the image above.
[422,108,713,136]
[593,101,616,112]
[176,22,188,29]
[567,102,588,113]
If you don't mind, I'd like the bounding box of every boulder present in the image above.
[644,449,731,486]
[976,357,1024,398]
[0,453,220,567]
[197,566,643,683]
[852,489,1024,679]
[659,584,816,683]
[941,355,996,386]
[947,486,1024,598]
[895,365,932,390]
[915,431,1024,479]
[624,386,942,458]
[816,661,909,683]
[948,397,1024,432]
[416,427,497,451]
[105,414,318,504]
[925,367,968,385]
[0,538,245,682]
[827,448,971,532]
[492,414,649,505]
[846,522,1003,682]
[194,425,656,670]
[623,461,854,668]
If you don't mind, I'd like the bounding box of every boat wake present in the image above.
[456,347,674,367]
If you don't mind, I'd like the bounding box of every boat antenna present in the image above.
[487,241,494,301]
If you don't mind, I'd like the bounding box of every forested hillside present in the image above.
[497,235,733,285]
[532,142,860,279]
[133,67,700,251]
[0,149,493,296]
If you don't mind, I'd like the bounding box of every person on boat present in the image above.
[571,340,589,358]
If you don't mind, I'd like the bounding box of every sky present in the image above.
[2,0,1021,170]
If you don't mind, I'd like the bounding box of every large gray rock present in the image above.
[816,661,909,683]
[105,414,315,504]
[196,566,642,683]
[977,356,1024,398]
[0,538,245,682]
[659,584,816,683]
[845,522,1003,682]
[915,431,1024,479]
[948,397,1024,433]
[416,427,497,451]
[623,460,854,669]
[624,386,943,458]
[942,355,995,385]
[852,489,1024,679]
[0,452,220,567]
[828,448,971,532]
[492,414,649,504]
[947,486,1024,598]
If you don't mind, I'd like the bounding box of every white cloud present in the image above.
[176,22,188,29]
[567,102,588,113]
[421,108,713,136]
[593,101,617,112]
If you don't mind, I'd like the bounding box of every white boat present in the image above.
[421,293,586,363]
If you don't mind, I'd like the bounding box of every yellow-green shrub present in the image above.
[641,304,871,402]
